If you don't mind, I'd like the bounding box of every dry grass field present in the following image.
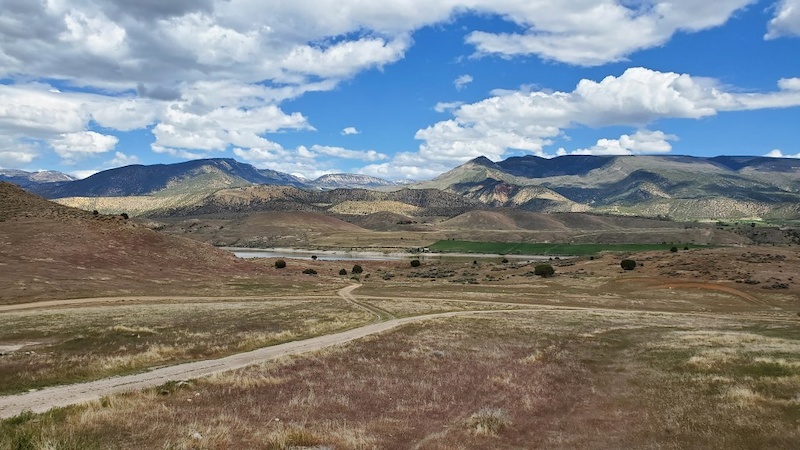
[2,183,799,449]
[2,307,799,449]
[0,298,374,395]
[1,251,799,450]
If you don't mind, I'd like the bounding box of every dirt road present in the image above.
[0,294,335,313]
[0,286,524,419]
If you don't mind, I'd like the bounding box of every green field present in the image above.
[429,240,706,256]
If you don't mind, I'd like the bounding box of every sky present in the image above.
[0,0,799,181]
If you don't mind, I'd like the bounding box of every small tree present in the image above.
[620,259,637,271]
[534,264,555,278]
[311,255,318,260]
[339,269,347,276]
[120,212,129,220]
[410,259,421,267]
[670,246,678,253]
[275,260,286,269]
[352,264,363,274]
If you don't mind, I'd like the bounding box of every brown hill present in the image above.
[0,182,260,303]
[342,212,434,232]
[440,211,525,231]
[156,211,368,248]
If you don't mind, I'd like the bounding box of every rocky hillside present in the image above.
[156,185,479,218]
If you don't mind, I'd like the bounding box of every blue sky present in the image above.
[0,0,799,180]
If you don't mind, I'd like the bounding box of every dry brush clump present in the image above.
[466,407,511,436]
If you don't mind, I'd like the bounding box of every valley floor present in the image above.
[1,246,799,449]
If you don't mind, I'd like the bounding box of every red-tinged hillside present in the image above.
[0,182,264,303]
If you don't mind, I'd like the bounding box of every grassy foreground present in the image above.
[0,299,372,395]
[2,309,799,449]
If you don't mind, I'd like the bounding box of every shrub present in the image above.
[302,268,317,275]
[501,258,509,264]
[311,255,317,260]
[410,259,421,267]
[620,259,637,270]
[466,407,511,436]
[120,212,129,220]
[670,246,678,252]
[683,246,689,251]
[275,260,286,269]
[352,264,363,274]
[339,269,347,276]
[92,210,99,216]
[534,264,555,278]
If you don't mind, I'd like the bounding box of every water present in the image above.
[223,247,552,262]
[224,247,416,261]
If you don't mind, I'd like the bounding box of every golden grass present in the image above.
[0,299,372,394]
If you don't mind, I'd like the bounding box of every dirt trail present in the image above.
[2,283,792,419]
[0,287,521,419]
[338,284,396,320]
[613,277,766,306]
[0,294,334,313]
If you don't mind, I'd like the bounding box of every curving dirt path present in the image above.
[0,294,335,313]
[612,276,766,306]
[0,285,521,419]
[2,282,791,419]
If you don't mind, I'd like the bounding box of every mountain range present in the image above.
[16,155,800,221]
[420,155,800,220]
[0,169,75,189]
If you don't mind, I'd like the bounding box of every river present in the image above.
[223,247,552,262]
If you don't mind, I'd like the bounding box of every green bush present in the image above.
[339,269,347,276]
[620,259,637,270]
[410,259,421,267]
[670,246,678,253]
[352,264,363,274]
[302,268,317,275]
[534,264,555,278]
[275,260,286,269]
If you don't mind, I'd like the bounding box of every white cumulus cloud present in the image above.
[765,149,800,158]
[310,145,388,162]
[51,131,119,161]
[766,0,800,39]
[563,130,677,156]
[341,127,360,135]
[107,152,140,167]
[454,74,473,90]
